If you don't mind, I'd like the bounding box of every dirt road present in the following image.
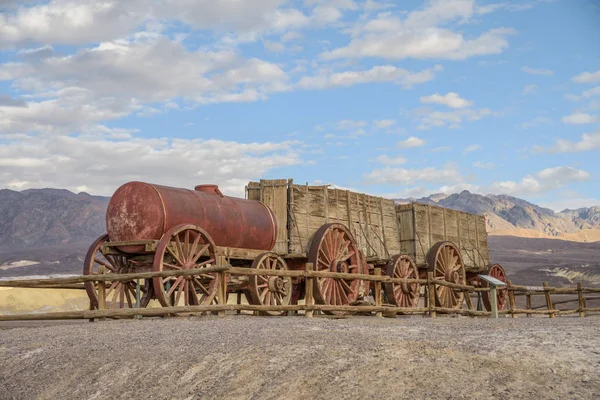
[1,316,599,399]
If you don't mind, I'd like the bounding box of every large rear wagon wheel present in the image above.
[384,254,420,308]
[248,252,292,316]
[427,241,466,309]
[481,263,508,311]
[153,224,219,307]
[308,223,363,315]
[83,234,153,310]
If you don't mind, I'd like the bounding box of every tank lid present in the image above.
[194,184,224,197]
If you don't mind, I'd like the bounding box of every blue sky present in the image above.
[0,0,598,211]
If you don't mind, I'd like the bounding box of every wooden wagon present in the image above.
[83,178,507,315]
[247,179,506,310]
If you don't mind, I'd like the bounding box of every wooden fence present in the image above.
[1,264,599,322]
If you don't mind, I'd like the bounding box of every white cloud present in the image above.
[319,0,516,61]
[476,3,533,14]
[374,155,407,165]
[412,106,500,130]
[572,69,600,84]
[533,131,600,153]
[0,1,151,47]
[473,161,494,169]
[561,112,599,124]
[522,84,536,95]
[463,144,481,153]
[489,166,590,196]
[365,164,466,186]
[0,133,303,197]
[297,65,442,90]
[373,119,396,129]
[521,116,552,129]
[397,136,426,148]
[336,119,367,130]
[420,92,473,108]
[521,66,554,76]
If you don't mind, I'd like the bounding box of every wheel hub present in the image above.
[331,260,349,273]
[401,282,410,293]
[445,269,460,284]
[268,276,285,294]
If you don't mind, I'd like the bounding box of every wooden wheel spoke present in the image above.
[163,262,182,270]
[192,278,210,295]
[319,248,331,264]
[166,246,185,267]
[168,277,183,296]
[338,250,355,262]
[196,258,215,268]
[94,257,115,271]
[191,243,210,264]
[175,235,185,263]
[189,283,200,305]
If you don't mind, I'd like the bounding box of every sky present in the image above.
[0,0,599,212]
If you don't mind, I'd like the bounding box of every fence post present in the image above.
[97,265,106,322]
[463,287,474,312]
[427,271,436,318]
[543,282,554,318]
[508,280,516,319]
[236,292,242,315]
[375,268,382,317]
[490,285,498,319]
[577,282,585,318]
[526,292,532,318]
[135,278,142,320]
[305,263,314,318]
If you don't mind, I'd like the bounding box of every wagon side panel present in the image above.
[476,214,490,268]
[443,207,460,251]
[396,203,417,262]
[381,198,401,258]
[458,211,475,268]
[411,203,431,265]
[246,182,261,201]
[258,179,289,254]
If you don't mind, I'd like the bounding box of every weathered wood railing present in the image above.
[0,264,599,321]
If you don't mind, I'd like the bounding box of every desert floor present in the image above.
[1,316,599,400]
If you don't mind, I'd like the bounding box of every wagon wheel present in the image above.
[248,252,292,316]
[384,254,420,308]
[308,223,362,315]
[481,263,508,311]
[153,224,219,307]
[83,234,153,310]
[427,241,465,309]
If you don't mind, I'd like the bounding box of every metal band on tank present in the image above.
[148,183,167,239]
[258,201,278,251]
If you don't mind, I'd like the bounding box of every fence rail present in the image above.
[0,263,598,322]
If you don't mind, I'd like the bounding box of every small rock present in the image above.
[582,375,590,383]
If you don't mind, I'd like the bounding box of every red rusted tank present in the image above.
[106,181,277,253]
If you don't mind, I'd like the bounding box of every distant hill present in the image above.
[0,188,109,250]
[395,191,600,242]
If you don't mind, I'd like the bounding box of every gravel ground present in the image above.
[1,316,599,400]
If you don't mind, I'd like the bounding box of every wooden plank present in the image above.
[217,246,268,260]
[257,179,289,254]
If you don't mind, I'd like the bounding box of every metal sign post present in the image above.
[478,275,507,319]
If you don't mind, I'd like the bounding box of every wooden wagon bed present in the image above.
[246,179,490,272]
[246,179,400,263]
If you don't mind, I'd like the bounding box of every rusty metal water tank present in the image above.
[106,181,277,253]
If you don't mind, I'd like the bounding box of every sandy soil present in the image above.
[1,316,599,400]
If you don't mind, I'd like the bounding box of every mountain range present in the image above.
[395,191,600,243]
[0,187,598,252]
